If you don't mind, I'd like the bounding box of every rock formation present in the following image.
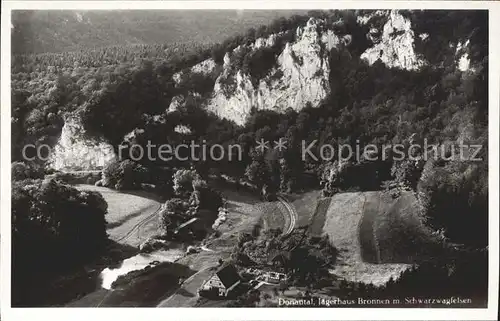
[206,18,348,125]
[48,116,116,170]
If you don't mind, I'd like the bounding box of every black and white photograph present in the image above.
[1,1,499,320]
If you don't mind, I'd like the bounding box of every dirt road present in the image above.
[277,195,298,235]
[75,185,162,247]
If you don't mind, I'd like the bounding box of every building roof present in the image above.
[215,264,240,288]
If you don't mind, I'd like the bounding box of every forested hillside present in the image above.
[12,10,488,242]
[12,10,305,54]
[11,9,489,305]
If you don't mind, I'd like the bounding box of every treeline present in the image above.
[337,248,488,307]
[12,162,109,306]
[12,42,214,73]
[210,14,311,64]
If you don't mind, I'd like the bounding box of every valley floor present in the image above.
[56,184,445,307]
[65,182,270,307]
[74,185,163,247]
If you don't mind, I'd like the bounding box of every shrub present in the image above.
[102,159,149,190]
[158,198,189,235]
[172,168,202,195]
[219,73,237,98]
[51,171,102,185]
[192,180,223,212]
[177,71,218,97]
[11,161,45,181]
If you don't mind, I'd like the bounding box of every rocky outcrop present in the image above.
[361,10,425,70]
[206,18,348,125]
[174,124,192,134]
[48,116,116,170]
[167,93,205,114]
[167,95,186,113]
[456,40,471,72]
[173,58,217,85]
[166,12,429,125]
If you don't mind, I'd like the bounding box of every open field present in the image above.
[75,185,162,247]
[67,182,269,308]
[308,198,332,236]
[323,192,411,286]
[289,190,323,227]
[319,191,444,286]
[67,184,445,305]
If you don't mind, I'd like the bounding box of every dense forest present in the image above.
[11,9,489,306]
[12,10,306,53]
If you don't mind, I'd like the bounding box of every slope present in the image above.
[321,191,442,286]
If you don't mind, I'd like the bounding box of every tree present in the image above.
[192,180,223,212]
[12,178,108,305]
[245,150,271,190]
[11,162,45,181]
[158,198,187,234]
[172,169,201,196]
[102,159,148,190]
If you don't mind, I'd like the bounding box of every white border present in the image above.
[1,1,499,321]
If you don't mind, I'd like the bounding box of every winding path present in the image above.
[277,195,298,235]
[74,184,162,247]
[116,205,162,243]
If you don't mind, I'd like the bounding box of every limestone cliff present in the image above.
[206,18,349,125]
[360,10,426,70]
[48,116,116,170]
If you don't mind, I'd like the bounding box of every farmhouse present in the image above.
[200,264,241,297]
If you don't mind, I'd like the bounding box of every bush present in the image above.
[11,161,45,181]
[192,180,223,212]
[102,159,149,190]
[172,168,202,196]
[230,251,256,267]
[177,71,218,97]
[417,159,487,246]
[51,171,102,185]
[158,198,190,235]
